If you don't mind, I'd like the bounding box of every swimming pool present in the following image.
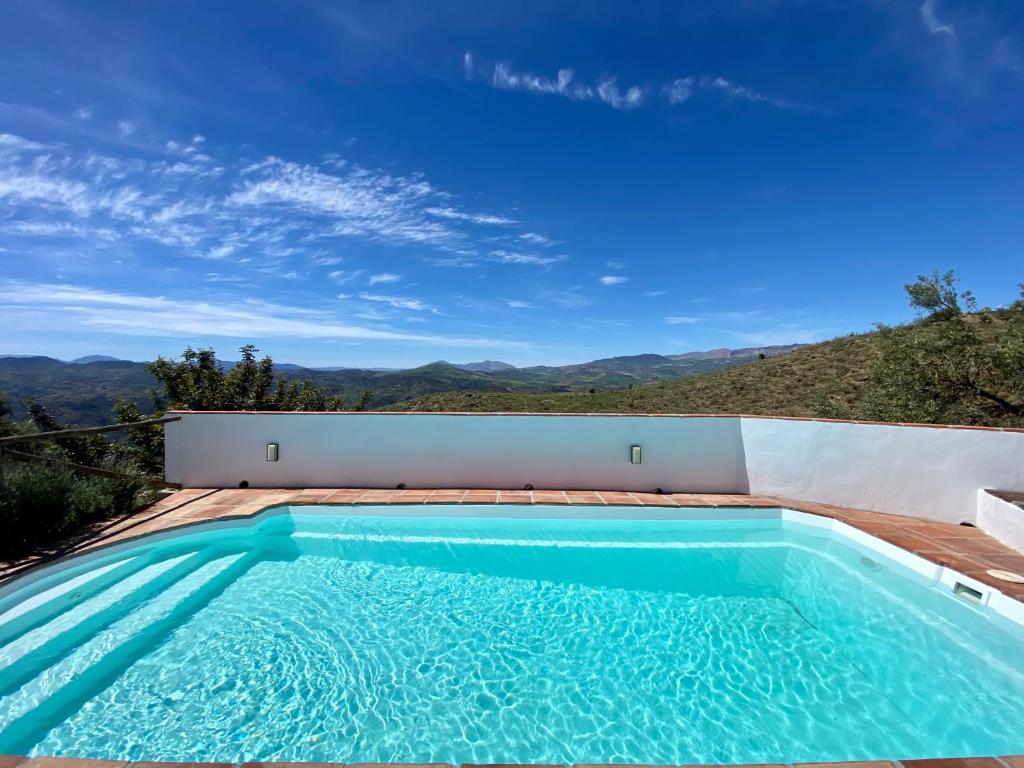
[1,505,1022,765]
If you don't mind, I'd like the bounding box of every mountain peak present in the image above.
[70,355,124,364]
[458,360,517,373]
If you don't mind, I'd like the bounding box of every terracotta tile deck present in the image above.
[3,487,1024,602]
[2,490,1024,768]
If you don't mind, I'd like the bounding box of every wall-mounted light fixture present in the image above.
[266,443,279,462]
[630,444,642,464]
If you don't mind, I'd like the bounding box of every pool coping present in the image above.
[4,489,1024,603]
[3,493,1024,768]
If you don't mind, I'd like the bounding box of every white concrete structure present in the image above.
[977,490,1024,553]
[165,412,1024,529]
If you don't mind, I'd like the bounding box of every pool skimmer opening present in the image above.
[953,582,984,603]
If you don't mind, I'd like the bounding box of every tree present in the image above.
[114,345,359,474]
[904,270,975,321]
[0,397,149,558]
[26,399,109,466]
[0,392,14,439]
[861,275,1024,426]
[146,344,346,411]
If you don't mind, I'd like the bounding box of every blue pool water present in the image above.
[0,506,1023,764]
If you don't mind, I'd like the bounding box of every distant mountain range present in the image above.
[70,355,123,364]
[442,360,518,373]
[0,344,803,426]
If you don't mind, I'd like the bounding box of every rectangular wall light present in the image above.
[630,445,642,464]
[266,443,279,462]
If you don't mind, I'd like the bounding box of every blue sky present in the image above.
[0,0,1021,367]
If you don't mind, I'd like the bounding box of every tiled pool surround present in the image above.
[2,490,1024,768]
[5,488,1023,603]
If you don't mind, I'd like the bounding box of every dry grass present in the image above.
[388,332,881,414]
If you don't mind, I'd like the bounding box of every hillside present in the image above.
[388,333,880,415]
[392,303,1024,426]
[0,344,801,425]
[0,357,159,425]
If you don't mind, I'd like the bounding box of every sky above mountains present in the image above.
[0,0,1021,367]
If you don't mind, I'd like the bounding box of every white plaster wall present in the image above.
[977,490,1024,553]
[741,418,1024,524]
[165,413,1024,526]
[164,413,748,493]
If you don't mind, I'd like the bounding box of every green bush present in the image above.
[0,463,146,558]
[0,464,79,557]
[68,475,142,523]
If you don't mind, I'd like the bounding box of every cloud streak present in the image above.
[489,61,646,111]
[466,53,817,113]
[0,281,517,347]
[358,292,433,311]
[0,130,555,276]
[489,249,567,266]
[921,0,954,37]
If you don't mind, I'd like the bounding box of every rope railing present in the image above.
[1,448,181,489]
[0,415,180,446]
[0,415,182,489]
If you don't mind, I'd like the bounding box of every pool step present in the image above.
[0,552,200,695]
[0,551,249,754]
[0,555,152,648]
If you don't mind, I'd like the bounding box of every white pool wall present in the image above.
[740,417,1024,525]
[977,490,1024,554]
[164,412,1024,528]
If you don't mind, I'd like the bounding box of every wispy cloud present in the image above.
[358,292,432,311]
[697,76,815,112]
[664,78,693,105]
[921,0,955,37]
[425,206,517,226]
[4,220,118,241]
[228,158,459,248]
[487,59,645,111]
[665,316,702,325]
[0,281,517,347]
[0,133,50,152]
[368,272,402,285]
[0,130,560,276]
[328,269,366,285]
[466,52,817,114]
[599,275,628,286]
[490,249,567,266]
[518,232,554,246]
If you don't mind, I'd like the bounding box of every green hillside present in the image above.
[388,332,879,415]
[389,298,1023,428]
[0,345,798,426]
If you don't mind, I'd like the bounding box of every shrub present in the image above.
[68,474,143,523]
[0,464,79,557]
[0,462,146,558]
